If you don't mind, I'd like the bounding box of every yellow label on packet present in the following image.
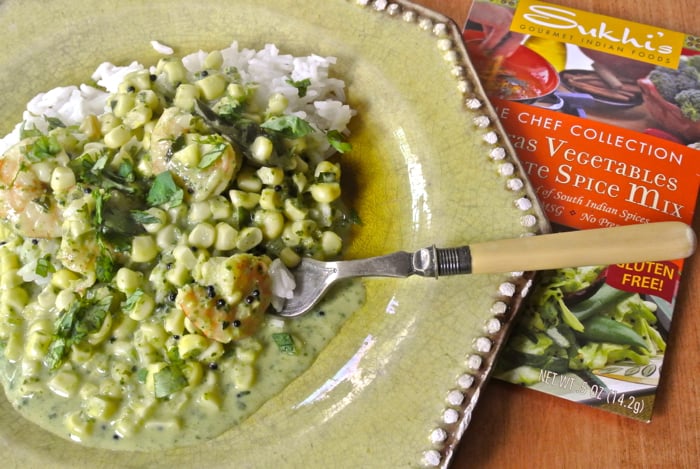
[510,0,686,68]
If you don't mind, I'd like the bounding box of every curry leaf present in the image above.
[46,117,66,130]
[131,210,161,225]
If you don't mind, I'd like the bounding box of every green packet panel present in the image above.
[0,0,548,467]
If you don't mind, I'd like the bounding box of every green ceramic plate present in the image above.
[0,0,548,467]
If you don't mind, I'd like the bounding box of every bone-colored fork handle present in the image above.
[280,222,696,317]
[467,221,696,274]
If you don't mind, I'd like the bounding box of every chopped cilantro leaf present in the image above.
[46,338,69,370]
[147,171,184,208]
[46,291,112,370]
[286,78,312,98]
[153,365,188,398]
[93,190,106,226]
[95,252,115,283]
[198,143,227,169]
[216,102,244,122]
[272,332,296,355]
[151,348,188,398]
[261,115,314,138]
[91,152,109,174]
[122,289,144,312]
[166,346,185,366]
[327,130,352,154]
[136,368,148,383]
[35,255,56,277]
[69,150,139,194]
[118,160,135,182]
[25,135,61,162]
[88,191,117,282]
[19,122,44,139]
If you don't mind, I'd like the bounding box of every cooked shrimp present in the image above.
[150,107,241,202]
[149,107,192,174]
[55,195,104,290]
[57,232,99,290]
[0,139,63,238]
[176,254,272,343]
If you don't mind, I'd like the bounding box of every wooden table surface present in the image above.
[410,1,700,467]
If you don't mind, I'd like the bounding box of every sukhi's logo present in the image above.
[511,0,686,67]
[522,5,673,54]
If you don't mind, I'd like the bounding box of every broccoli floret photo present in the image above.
[647,67,698,102]
[646,55,700,123]
[675,89,700,121]
[684,54,700,73]
[679,58,700,80]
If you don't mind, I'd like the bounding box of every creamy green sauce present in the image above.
[0,280,364,450]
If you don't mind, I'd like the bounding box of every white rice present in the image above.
[269,258,297,312]
[92,61,143,93]
[0,85,108,154]
[0,40,354,157]
[150,40,174,55]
